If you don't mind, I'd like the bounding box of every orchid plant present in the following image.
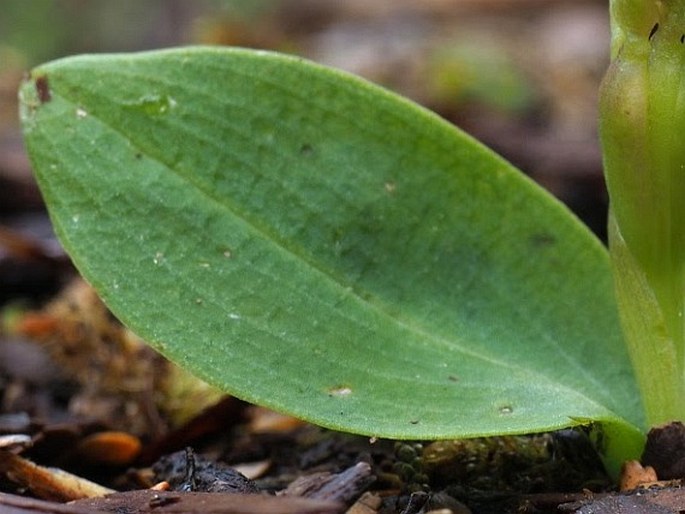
[16,0,682,478]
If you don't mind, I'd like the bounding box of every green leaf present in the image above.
[19,47,644,467]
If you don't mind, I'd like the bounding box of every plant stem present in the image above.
[601,0,685,426]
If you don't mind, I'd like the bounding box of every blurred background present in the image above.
[0,0,610,302]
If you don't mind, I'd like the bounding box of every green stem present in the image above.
[601,0,685,426]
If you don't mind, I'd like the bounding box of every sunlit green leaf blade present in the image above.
[19,47,643,449]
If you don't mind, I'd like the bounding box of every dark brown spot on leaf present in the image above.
[529,233,556,248]
[35,75,51,104]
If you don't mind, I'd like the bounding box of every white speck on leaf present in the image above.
[328,386,352,397]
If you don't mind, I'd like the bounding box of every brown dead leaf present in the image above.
[72,431,141,467]
[345,491,382,514]
[247,407,307,433]
[13,279,227,440]
[0,449,113,502]
[619,460,658,491]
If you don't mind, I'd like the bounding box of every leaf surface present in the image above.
[19,47,643,450]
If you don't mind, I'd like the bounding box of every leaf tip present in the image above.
[34,75,52,104]
[18,72,52,129]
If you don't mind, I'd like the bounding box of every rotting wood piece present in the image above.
[281,462,374,504]
[642,421,685,480]
[556,483,685,514]
[70,490,344,514]
[0,492,109,514]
